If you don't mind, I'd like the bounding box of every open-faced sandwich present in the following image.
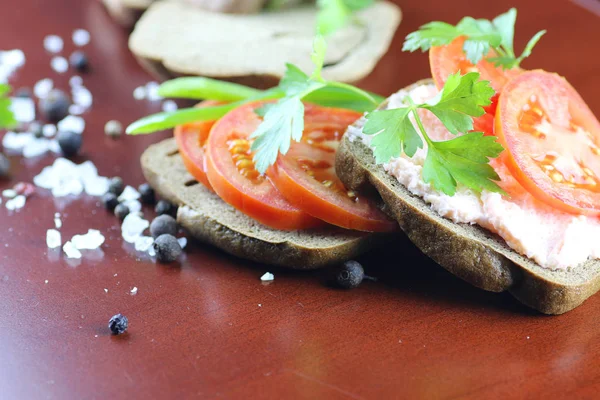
[129,8,600,314]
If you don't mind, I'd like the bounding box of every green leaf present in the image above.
[0,84,16,130]
[424,132,504,195]
[492,8,517,55]
[250,96,305,174]
[157,77,262,100]
[421,72,494,134]
[517,30,546,64]
[403,21,461,52]
[280,63,312,96]
[456,17,501,64]
[316,0,372,36]
[311,34,327,81]
[126,104,237,134]
[363,107,422,163]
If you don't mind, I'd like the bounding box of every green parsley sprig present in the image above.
[362,72,504,195]
[250,35,379,173]
[316,0,374,35]
[0,84,17,130]
[403,8,546,69]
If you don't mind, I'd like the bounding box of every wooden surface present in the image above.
[1,0,600,399]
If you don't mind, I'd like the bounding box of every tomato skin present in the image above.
[495,70,600,215]
[205,101,322,231]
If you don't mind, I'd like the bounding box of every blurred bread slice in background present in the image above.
[129,1,401,86]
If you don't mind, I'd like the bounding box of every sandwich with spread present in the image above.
[129,8,600,314]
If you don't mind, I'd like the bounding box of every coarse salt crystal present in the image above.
[43,124,57,137]
[177,237,187,249]
[72,29,90,47]
[83,175,109,196]
[133,86,146,100]
[54,215,62,229]
[57,115,85,134]
[34,78,53,99]
[130,287,138,295]
[6,195,26,211]
[124,199,142,214]
[162,100,177,112]
[71,229,105,250]
[72,85,92,109]
[104,288,108,293]
[146,82,162,101]
[68,104,84,115]
[260,272,274,282]
[118,185,140,202]
[10,97,35,123]
[1,49,25,68]
[135,236,153,252]
[43,35,63,54]
[148,246,156,257]
[63,241,82,259]
[48,139,61,154]
[2,189,16,198]
[46,229,62,248]
[50,56,68,74]
[2,131,34,152]
[121,213,149,243]
[69,75,83,87]
[23,138,51,158]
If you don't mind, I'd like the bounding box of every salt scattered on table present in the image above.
[10,97,35,123]
[124,199,142,214]
[72,85,92,109]
[104,288,108,293]
[0,49,26,83]
[177,237,187,249]
[54,213,62,229]
[51,56,68,74]
[34,158,109,198]
[43,35,63,53]
[162,100,177,112]
[121,213,149,243]
[118,185,140,202]
[63,241,82,259]
[46,229,62,248]
[69,75,82,87]
[43,124,57,137]
[133,86,146,100]
[146,82,162,101]
[57,115,85,134]
[3,131,34,151]
[130,287,138,296]
[2,189,16,198]
[34,78,53,99]
[71,229,105,250]
[6,195,25,211]
[23,138,51,158]
[260,272,274,282]
[72,29,90,47]
[134,235,153,252]
[68,104,84,115]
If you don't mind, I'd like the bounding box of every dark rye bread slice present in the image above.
[129,1,401,86]
[141,138,393,269]
[335,80,600,314]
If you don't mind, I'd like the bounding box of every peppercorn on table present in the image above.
[1,0,600,398]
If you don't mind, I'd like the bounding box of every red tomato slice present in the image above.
[495,70,600,215]
[174,100,224,190]
[430,37,521,135]
[205,101,322,231]
[267,104,397,232]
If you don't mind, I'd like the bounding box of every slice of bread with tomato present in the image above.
[141,138,394,269]
[335,79,600,315]
[128,1,401,86]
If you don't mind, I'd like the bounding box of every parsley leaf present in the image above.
[250,35,379,174]
[0,84,16,130]
[403,8,545,68]
[317,0,374,36]
[362,72,504,195]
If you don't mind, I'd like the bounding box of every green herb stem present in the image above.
[158,77,264,101]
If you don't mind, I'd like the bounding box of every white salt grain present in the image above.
[68,104,85,115]
[51,56,68,74]
[130,287,138,296]
[43,124,57,137]
[23,138,51,158]
[146,82,162,101]
[124,199,142,214]
[2,189,16,198]
[177,237,187,249]
[57,115,85,134]
[1,49,25,68]
[34,158,109,198]
[6,195,26,211]
[121,213,149,243]
[134,236,153,252]
[54,215,62,229]
[260,272,274,282]
[72,85,92,109]
[148,246,156,257]
[45,280,49,284]
[72,29,90,47]
[83,175,109,196]
[162,100,178,112]
[69,75,83,87]
[10,97,35,123]
[2,131,34,151]
[118,185,140,202]
[63,241,82,259]
[43,35,63,53]
[104,288,108,293]
[48,139,61,154]
[34,78,53,99]
[133,86,146,100]
[46,229,62,248]
[71,229,105,250]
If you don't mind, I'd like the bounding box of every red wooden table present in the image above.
[2,1,600,399]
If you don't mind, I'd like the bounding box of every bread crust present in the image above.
[335,79,600,314]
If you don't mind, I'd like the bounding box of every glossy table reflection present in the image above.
[1,0,600,399]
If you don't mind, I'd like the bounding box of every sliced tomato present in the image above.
[205,101,322,231]
[174,100,223,190]
[495,70,600,215]
[430,37,521,136]
[267,104,397,232]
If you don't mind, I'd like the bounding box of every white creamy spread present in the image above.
[348,83,600,270]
